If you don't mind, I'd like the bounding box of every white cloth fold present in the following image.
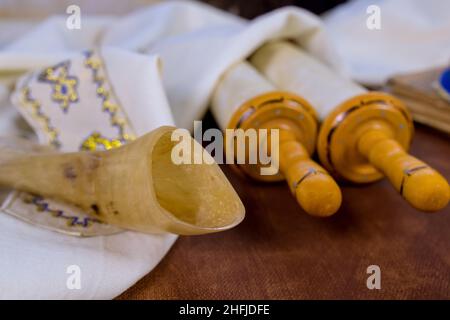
[0,1,345,129]
[323,0,450,85]
[103,0,345,128]
[0,212,176,299]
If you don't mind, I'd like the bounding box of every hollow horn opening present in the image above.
[151,131,245,231]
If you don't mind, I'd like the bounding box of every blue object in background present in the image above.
[435,67,450,102]
[439,68,450,94]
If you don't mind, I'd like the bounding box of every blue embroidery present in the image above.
[25,195,102,228]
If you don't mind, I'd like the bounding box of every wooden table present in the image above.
[118,117,450,299]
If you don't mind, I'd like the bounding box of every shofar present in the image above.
[251,41,449,212]
[0,126,245,235]
[211,61,342,217]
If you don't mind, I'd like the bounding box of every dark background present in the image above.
[202,0,347,18]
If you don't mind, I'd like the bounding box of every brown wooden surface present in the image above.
[118,120,450,300]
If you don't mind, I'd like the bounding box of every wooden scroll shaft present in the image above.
[278,130,341,217]
[358,129,449,212]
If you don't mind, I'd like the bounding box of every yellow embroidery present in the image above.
[14,51,137,230]
[82,51,136,151]
[20,86,61,148]
[81,132,123,151]
[39,62,79,112]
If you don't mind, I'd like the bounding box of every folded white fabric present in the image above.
[1,1,344,130]
[0,47,176,299]
[0,16,112,72]
[103,0,345,129]
[323,0,450,86]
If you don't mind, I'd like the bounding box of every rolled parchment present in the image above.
[0,126,245,235]
[250,41,365,121]
[251,41,449,212]
[212,62,275,130]
[211,62,342,217]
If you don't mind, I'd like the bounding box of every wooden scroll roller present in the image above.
[0,126,245,234]
[211,62,342,217]
[251,41,449,212]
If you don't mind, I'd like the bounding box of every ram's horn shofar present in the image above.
[0,126,245,235]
